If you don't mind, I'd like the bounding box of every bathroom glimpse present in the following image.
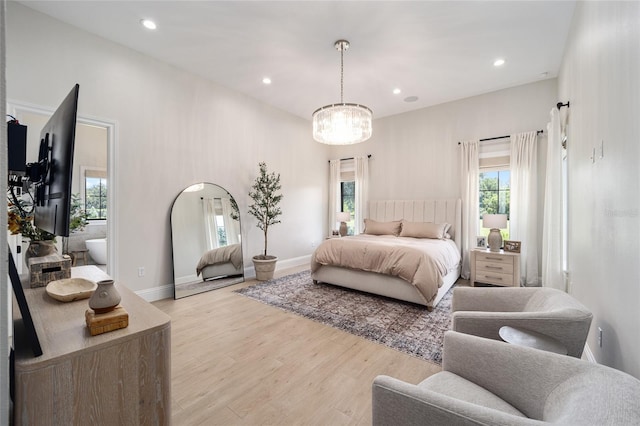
[65,120,108,270]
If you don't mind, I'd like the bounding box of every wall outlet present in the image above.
[138,267,145,277]
[598,327,603,348]
[599,140,604,159]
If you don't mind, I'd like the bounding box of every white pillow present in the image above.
[400,221,449,239]
[363,219,402,236]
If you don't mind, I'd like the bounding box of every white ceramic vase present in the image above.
[89,279,121,314]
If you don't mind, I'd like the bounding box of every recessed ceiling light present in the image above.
[393,88,401,95]
[262,77,272,85]
[493,58,506,67]
[141,19,157,30]
[404,96,419,103]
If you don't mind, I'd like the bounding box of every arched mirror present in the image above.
[171,183,244,299]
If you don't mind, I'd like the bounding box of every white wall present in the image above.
[558,1,640,378]
[332,78,557,277]
[6,3,328,294]
[332,78,555,199]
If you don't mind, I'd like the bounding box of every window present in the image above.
[84,169,107,220]
[340,181,355,235]
[479,169,510,239]
[216,214,227,246]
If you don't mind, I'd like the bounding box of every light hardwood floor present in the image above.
[153,266,443,425]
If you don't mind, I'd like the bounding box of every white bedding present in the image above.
[196,243,243,276]
[310,234,461,304]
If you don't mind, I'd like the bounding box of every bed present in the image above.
[196,243,243,281]
[310,199,462,310]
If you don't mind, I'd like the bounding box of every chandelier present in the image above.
[312,40,373,145]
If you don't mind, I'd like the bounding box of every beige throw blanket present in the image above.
[196,243,243,276]
[310,235,460,303]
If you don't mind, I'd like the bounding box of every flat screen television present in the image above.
[7,84,80,358]
[33,83,79,237]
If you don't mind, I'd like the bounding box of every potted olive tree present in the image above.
[248,162,283,281]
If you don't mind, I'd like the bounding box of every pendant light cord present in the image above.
[340,45,344,103]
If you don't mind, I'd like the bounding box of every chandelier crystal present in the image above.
[312,40,373,145]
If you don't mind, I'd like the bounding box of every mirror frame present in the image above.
[170,182,244,299]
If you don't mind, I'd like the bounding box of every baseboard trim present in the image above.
[136,284,174,302]
[136,254,312,302]
[583,343,597,363]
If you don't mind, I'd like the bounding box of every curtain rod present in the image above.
[458,130,544,145]
[557,101,570,110]
[328,154,372,163]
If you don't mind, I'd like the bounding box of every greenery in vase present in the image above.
[8,198,56,242]
[8,193,89,246]
[248,162,283,259]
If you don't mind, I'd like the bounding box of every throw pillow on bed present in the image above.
[363,219,402,236]
[400,221,449,239]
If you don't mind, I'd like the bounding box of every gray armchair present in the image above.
[451,287,592,357]
[372,331,640,425]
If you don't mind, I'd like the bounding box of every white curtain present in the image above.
[510,131,539,286]
[542,108,565,290]
[460,140,479,279]
[328,159,340,233]
[202,198,219,250]
[221,197,240,245]
[354,156,369,235]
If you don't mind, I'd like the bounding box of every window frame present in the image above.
[81,166,108,223]
[478,164,511,241]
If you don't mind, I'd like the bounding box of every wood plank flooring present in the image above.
[152,266,443,425]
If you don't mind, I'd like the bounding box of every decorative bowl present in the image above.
[46,278,97,302]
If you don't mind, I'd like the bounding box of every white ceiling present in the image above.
[19,1,576,121]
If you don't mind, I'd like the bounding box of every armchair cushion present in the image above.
[451,287,593,357]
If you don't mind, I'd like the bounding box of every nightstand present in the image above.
[470,249,520,287]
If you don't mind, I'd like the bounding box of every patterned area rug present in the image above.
[235,270,454,364]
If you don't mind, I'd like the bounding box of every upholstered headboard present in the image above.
[367,199,462,251]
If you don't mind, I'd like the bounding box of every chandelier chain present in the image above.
[340,45,344,103]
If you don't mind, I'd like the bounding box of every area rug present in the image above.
[234,270,454,364]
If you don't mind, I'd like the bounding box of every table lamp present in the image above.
[482,214,507,252]
[336,212,351,237]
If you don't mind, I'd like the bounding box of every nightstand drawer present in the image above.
[475,271,514,286]
[476,260,514,275]
[476,252,514,265]
[471,249,521,287]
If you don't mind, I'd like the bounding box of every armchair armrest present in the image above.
[372,375,539,426]
[451,311,591,357]
[452,287,539,312]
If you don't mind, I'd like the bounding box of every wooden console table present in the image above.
[12,266,171,425]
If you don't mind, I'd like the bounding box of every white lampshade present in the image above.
[482,214,508,229]
[336,212,351,223]
[313,103,372,145]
